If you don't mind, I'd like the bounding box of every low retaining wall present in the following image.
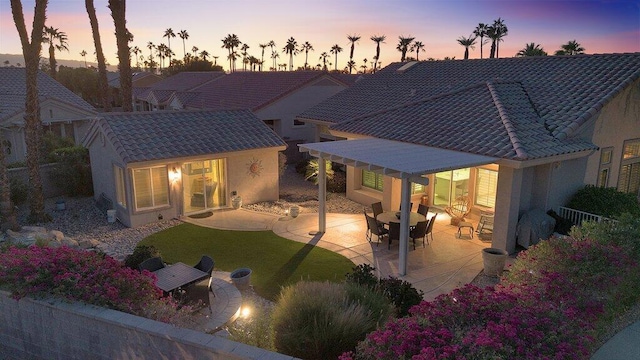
[8,164,65,199]
[0,291,295,360]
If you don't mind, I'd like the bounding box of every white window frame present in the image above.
[114,165,127,209]
[132,165,169,211]
[475,168,498,209]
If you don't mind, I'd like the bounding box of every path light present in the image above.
[241,306,251,318]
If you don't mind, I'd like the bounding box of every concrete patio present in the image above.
[185,207,506,301]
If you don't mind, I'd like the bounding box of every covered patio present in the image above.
[298,138,497,276]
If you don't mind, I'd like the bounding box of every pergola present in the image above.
[299,138,497,275]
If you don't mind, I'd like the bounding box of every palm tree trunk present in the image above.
[0,141,19,231]
[108,0,132,112]
[490,40,496,59]
[11,0,50,224]
[480,36,484,59]
[86,0,111,112]
[48,44,57,79]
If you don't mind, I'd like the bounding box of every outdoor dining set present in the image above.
[364,202,437,250]
[139,255,216,311]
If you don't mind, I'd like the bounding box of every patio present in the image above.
[185,207,509,301]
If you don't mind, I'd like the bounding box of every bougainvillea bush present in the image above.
[0,245,195,325]
[342,232,640,360]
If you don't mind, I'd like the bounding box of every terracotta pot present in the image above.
[482,248,508,277]
[230,268,252,290]
[289,205,300,218]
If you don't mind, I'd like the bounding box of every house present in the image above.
[0,68,96,163]
[133,71,226,111]
[82,109,286,227]
[296,53,640,273]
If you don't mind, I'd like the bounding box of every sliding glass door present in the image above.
[182,159,226,214]
[433,168,470,207]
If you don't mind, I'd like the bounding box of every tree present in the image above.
[396,35,415,62]
[240,43,250,71]
[271,51,280,70]
[191,45,198,57]
[283,37,298,71]
[80,49,87,67]
[457,35,477,60]
[473,23,488,59]
[410,40,425,61]
[487,18,508,58]
[199,50,209,60]
[258,43,268,71]
[131,45,141,69]
[42,26,68,79]
[516,43,547,57]
[360,58,368,73]
[86,0,111,111]
[11,0,50,224]
[163,28,175,64]
[330,44,343,71]
[268,40,276,70]
[299,41,313,69]
[108,0,132,111]
[319,52,329,71]
[221,34,241,72]
[555,40,585,56]
[370,34,386,72]
[347,34,361,74]
[178,29,188,59]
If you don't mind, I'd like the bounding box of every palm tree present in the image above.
[396,35,415,62]
[517,43,547,57]
[271,51,279,71]
[163,28,176,64]
[370,34,386,72]
[108,0,132,111]
[555,40,585,55]
[299,41,314,69]
[473,23,488,59]
[10,0,49,224]
[80,50,87,67]
[258,43,268,71]
[410,40,425,61]
[457,35,477,60]
[268,40,276,70]
[319,52,329,71]
[42,26,68,79]
[487,18,508,58]
[330,44,343,71]
[131,45,140,68]
[283,37,298,71]
[240,43,250,71]
[86,0,111,110]
[360,58,368,73]
[199,50,209,60]
[177,29,189,59]
[191,45,198,57]
[221,34,241,71]
[211,55,217,64]
[347,34,361,74]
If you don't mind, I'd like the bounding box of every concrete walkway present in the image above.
[184,207,503,301]
[591,321,640,359]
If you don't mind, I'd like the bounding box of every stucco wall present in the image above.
[7,164,66,200]
[257,78,347,144]
[0,291,294,360]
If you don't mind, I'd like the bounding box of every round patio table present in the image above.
[376,211,425,227]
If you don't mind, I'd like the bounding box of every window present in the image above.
[132,166,169,210]
[475,168,498,208]
[114,166,126,209]
[411,182,425,195]
[362,170,383,191]
[597,147,613,187]
[618,139,640,196]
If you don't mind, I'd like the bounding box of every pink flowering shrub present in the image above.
[0,245,194,325]
[342,235,639,359]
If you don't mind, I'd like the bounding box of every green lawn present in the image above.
[139,223,355,300]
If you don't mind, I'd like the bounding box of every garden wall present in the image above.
[8,164,65,200]
[0,291,295,360]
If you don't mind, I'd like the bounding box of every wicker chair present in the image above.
[444,196,471,224]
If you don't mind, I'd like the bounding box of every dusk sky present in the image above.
[1,0,639,71]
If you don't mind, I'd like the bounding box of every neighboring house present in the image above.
[108,71,162,109]
[133,71,226,111]
[0,68,96,163]
[82,109,286,227]
[297,54,640,264]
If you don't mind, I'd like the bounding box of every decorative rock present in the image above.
[21,226,47,233]
[61,237,79,247]
[48,239,63,248]
[49,230,65,241]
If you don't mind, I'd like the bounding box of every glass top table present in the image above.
[153,262,209,293]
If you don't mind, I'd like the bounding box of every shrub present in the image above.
[278,152,287,178]
[124,245,161,270]
[0,245,195,326]
[42,132,75,163]
[272,281,392,360]
[566,185,640,218]
[48,146,93,197]
[295,158,309,175]
[328,169,347,193]
[9,177,28,205]
[304,159,335,185]
[228,299,276,351]
[571,213,640,259]
[345,264,379,289]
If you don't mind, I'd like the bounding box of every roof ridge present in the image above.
[486,81,529,159]
[253,72,328,111]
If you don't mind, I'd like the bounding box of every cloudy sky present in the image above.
[1,0,638,71]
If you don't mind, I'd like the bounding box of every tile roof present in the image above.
[184,71,344,111]
[0,68,95,121]
[88,109,286,164]
[300,53,640,160]
[135,71,225,101]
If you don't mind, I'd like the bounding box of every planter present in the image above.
[107,209,116,223]
[482,248,508,277]
[230,268,252,290]
[231,196,242,209]
[55,200,66,211]
[289,205,300,218]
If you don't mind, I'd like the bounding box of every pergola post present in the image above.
[318,158,327,233]
[399,177,411,276]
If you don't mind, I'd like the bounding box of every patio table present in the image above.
[153,262,209,293]
[377,211,425,227]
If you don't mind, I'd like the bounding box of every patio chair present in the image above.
[417,204,429,218]
[194,255,216,296]
[444,196,471,224]
[371,201,384,219]
[138,257,165,272]
[425,213,437,244]
[399,202,413,212]
[365,212,388,246]
[388,221,400,250]
[183,279,212,314]
[410,220,428,250]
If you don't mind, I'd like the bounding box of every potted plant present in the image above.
[289,205,300,218]
[481,247,508,276]
[231,195,242,209]
[230,267,252,290]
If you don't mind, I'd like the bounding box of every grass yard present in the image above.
[139,223,355,300]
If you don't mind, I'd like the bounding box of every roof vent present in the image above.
[396,61,418,73]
